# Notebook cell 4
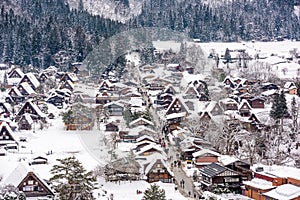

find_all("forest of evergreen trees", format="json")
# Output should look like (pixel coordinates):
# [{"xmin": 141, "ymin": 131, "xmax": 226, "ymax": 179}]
[
  {"xmin": 0, "ymin": 0, "xmax": 124, "ymax": 70},
  {"xmin": 0, "ymin": 0, "xmax": 300, "ymax": 70}
]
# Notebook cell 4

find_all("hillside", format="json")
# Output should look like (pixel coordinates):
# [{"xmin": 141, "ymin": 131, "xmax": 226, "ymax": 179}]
[{"xmin": 0, "ymin": 0, "xmax": 300, "ymax": 70}]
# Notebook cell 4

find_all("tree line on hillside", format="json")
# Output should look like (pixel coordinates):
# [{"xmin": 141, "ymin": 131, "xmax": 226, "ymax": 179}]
[
  {"xmin": 0, "ymin": 0, "xmax": 300, "ymax": 70},
  {"xmin": 0, "ymin": 0, "xmax": 124, "ymax": 70},
  {"xmin": 129, "ymin": 0, "xmax": 300, "ymax": 42}
]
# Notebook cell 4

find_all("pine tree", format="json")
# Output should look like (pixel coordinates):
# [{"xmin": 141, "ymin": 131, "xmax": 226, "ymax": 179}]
[
  {"xmin": 224, "ymin": 48, "xmax": 231, "ymax": 66},
  {"xmin": 62, "ymin": 110, "xmax": 74, "ymax": 125},
  {"xmin": 270, "ymin": 91, "xmax": 288, "ymax": 132},
  {"xmin": 142, "ymin": 184, "xmax": 166, "ymax": 200},
  {"xmin": 291, "ymin": 96, "xmax": 298, "ymax": 139},
  {"xmin": 50, "ymin": 156, "xmax": 97, "ymax": 200}
]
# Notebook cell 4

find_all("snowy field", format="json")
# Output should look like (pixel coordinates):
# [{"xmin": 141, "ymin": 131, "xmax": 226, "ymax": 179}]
[{"xmin": 1, "ymin": 111, "xmax": 187, "ymax": 199}]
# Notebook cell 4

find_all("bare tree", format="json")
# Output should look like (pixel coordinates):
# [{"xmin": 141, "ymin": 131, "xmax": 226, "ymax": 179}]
[
  {"xmin": 216, "ymin": 117, "xmax": 243, "ymax": 155},
  {"xmin": 181, "ymin": 116, "xmax": 210, "ymax": 138}
]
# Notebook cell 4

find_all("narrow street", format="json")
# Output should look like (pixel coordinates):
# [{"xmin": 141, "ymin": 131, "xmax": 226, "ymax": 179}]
[
  {"xmin": 131, "ymin": 55, "xmax": 202, "ymax": 199},
  {"xmin": 168, "ymin": 146, "xmax": 202, "ymax": 200}
]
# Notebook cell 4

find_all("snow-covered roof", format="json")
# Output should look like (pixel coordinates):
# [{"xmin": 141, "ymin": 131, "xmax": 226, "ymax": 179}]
[
  {"xmin": 166, "ymin": 112, "xmax": 186, "ymax": 120},
  {"xmin": 238, "ymin": 99, "xmax": 252, "ymax": 110},
  {"xmin": 284, "ymin": 81, "xmax": 295, "ymax": 89},
  {"xmin": 129, "ymin": 117, "xmax": 154, "ymax": 127},
  {"xmin": 66, "ymin": 73, "xmax": 79, "ymax": 82},
  {"xmin": 243, "ymin": 178, "xmax": 275, "ymax": 190},
  {"xmin": 192, "ymin": 149, "xmax": 220, "ymax": 158},
  {"xmin": 263, "ymin": 56, "xmax": 287, "ymax": 65},
  {"xmin": 8, "ymin": 68, "xmax": 24, "ymax": 78},
  {"xmin": 144, "ymin": 155, "xmax": 173, "ymax": 177},
  {"xmin": 9, "ymin": 87, "xmax": 23, "ymax": 97},
  {"xmin": 19, "ymin": 82, "xmax": 36, "ymax": 95},
  {"xmin": 4, "ymin": 162, "xmax": 30, "ymax": 186},
  {"xmin": 218, "ymin": 155, "xmax": 239, "ymax": 166},
  {"xmin": 17, "ymin": 101, "xmax": 46, "ymax": 118},
  {"xmin": 135, "ymin": 144, "xmax": 165, "ymax": 157},
  {"xmin": 261, "ymin": 89, "xmax": 278, "ymax": 96},
  {"xmin": 263, "ymin": 184, "xmax": 300, "ymax": 200},
  {"xmin": 22, "ymin": 73, "xmax": 40, "ymax": 88},
  {"xmin": 0, "ymin": 122, "xmax": 18, "ymax": 144},
  {"xmin": 136, "ymin": 135, "xmax": 155, "ymax": 143},
  {"xmin": 253, "ymin": 164, "xmax": 300, "ymax": 180},
  {"xmin": 43, "ymin": 66, "xmax": 58, "ymax": 72}
]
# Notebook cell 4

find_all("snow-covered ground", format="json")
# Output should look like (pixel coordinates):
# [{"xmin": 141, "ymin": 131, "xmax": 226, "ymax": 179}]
[
  {"xmin": 1, "ymin": 107, "xmax": 186, "ymax": 199},
  {"xmin": 96, "ymin": 178, "xmax": 187, "ymax": 200}
]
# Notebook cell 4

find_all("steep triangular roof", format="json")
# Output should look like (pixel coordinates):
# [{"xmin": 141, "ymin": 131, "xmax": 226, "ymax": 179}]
[
  {"xmin": 16, "ymin": 100, "xmax": 46, "ymax": 118},
  {"xmin": 0, "ymin": 122, "xmax": 18, "ymax": 145},
  {"xmin": 129, "ymin": 117, "xmax": 154, "ymax": 127},
  {"xmin": 166, "ymin": 97, "xmax": 189, "ymax": 115},
  {"xmin": 19, "ymin": 73, "xmax": 40, "ymax": 89}
]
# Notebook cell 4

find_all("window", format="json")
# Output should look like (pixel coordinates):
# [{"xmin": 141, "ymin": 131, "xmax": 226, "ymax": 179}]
[
  {"xmin": 23, "ymin": 186, "xmax": 34, "ymax": 191},
  {"xmin": 28, "ymin": 180, "xmax": 34, "ymax": 185},
  {"xmin": 224, "ymin": 177, "xmax": 239, "ymax": 183}
]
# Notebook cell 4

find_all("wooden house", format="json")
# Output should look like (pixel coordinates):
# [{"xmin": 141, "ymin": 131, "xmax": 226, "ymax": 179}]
[
  {"xmin": 136, "ymin": 126, "xmax": 157, "ymax": 137},
  {"xmin": 192, "ymin": 149, "xmax": 220, "ymax": 168},
  {"xmin": 136, "ymin": 135, "xmax": 156, "ymax": 143},
  {"xmin": 17, "ymin": 82, "xmax": 36, "ymax": 96},
  {"xmin": 30, "ymin": 156, "xmax": 48, "ymax": 165},
  {"xmin": 8, "ymin": 67, "xmax": 24, "ymax": 79},
  {"xmin": 239, "ymin": 92, "xmax": 254, "ymax": 101},
  {"xmin": 223, "ymin": 76, "xmax": 235, "ymax": 88},
  {"xmin": 145, "ymin": 83, "xmax": 165, "ymax": 91},
  {"xmin": 222, "ymin": 159, "xmax": 252, "ymax": 181},
  {"xmin": 199, "ymin": 162, "xmax": 242, "ymax": 193},
  {"xmin": 199, "ymin": 111, "xmax": 212, "ymax": 121},
  {"xmin": 105, "ymin": 122, "xmax": 119, "ymax": 132},
  {"xmin": 99, "ymin": 79, "xmax": 115, "ymax": 92},
  {"xmin": 8, "ymin": 87, "xmax": 24, "ymax": 103},
  {"xmin": 0, "ymin": 122, "xmax": 18, "ymax": 148},
  {"xmin": 18, "ymin": 113, "xmax": 34, "ymax": 130},
  {"xmin": 245, "ymin": 113, "xmax": 261, "ymax": 131},
  {"xmin": 165, "ymin": 97, "xmax": 189, "ymax": 129},
  {"xmin": 239, "ymin": 99, "xmax": 252, "ymax": 117},
  {"xmin": 16, "ymin": 101, "xmax": 46, "ymax": 122},
  {"xmin": 284, "ymin": 82, "xmax": 298, "ymax": 95},
  {"xmin": 205, "ymin": 101, "xmax": 223, "ymax": 116},
  {"xmin": 220, "ymin": 98, "xmax": 238, "ymax": 111},
  {"xmin": 103, "ymin": 102, "xmax": 125, "ymax": 116},
  {"xmin": 248, "ymin": 97, "xmax": 265, "ymax": 109},
  {"xmin": 60, "ymin": 72, "xmax": 79, "ymax": 83},
  {"xmin": 43, "ymin": 66, "xmax": 58, "ymax": 76},
  {"xmin": 0, "ymin": 102, "xmax": 11, "ymax": 118},
  {"xmin": 134, "ymin": 140, "xmax": 156, "ymax": 152},
  {"xmin": 38, "ymin": 72, "xmax": 49, "ymax": 83},
  {"xmin": 4, "ymin": 163, "xmax": 54, "ymax": 198},
  {"xmin": 96, "ymin": 91, "xmax": 119, "ymax": 104},
  {"xmin": 243, "ymin": 178, "xmax": 276, "ymax": 200},
  {"xmin": 59, "ymin": 80, "xmax": 74, "ymax": 91},
  {"xmin": 65, "ymin": 104, "xmax": 94, "ymax": 130},
  {"xmin": 19, "ymin": 73, "xmax": 40, "ymax": 90},
  {"xmin": 118, "ymin": 131, "xmax": 139, "ymax": 143},
  {"xmin": 66, "ymin": 112, "xmax": 94, "ymax": 130},
  {"xmin": 144, "ymin": 157, "xmax": 173, "ymax": 183},
  {"xmin": 46, "ymin": 92, "xmax": 65, "ymax": 108}
]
